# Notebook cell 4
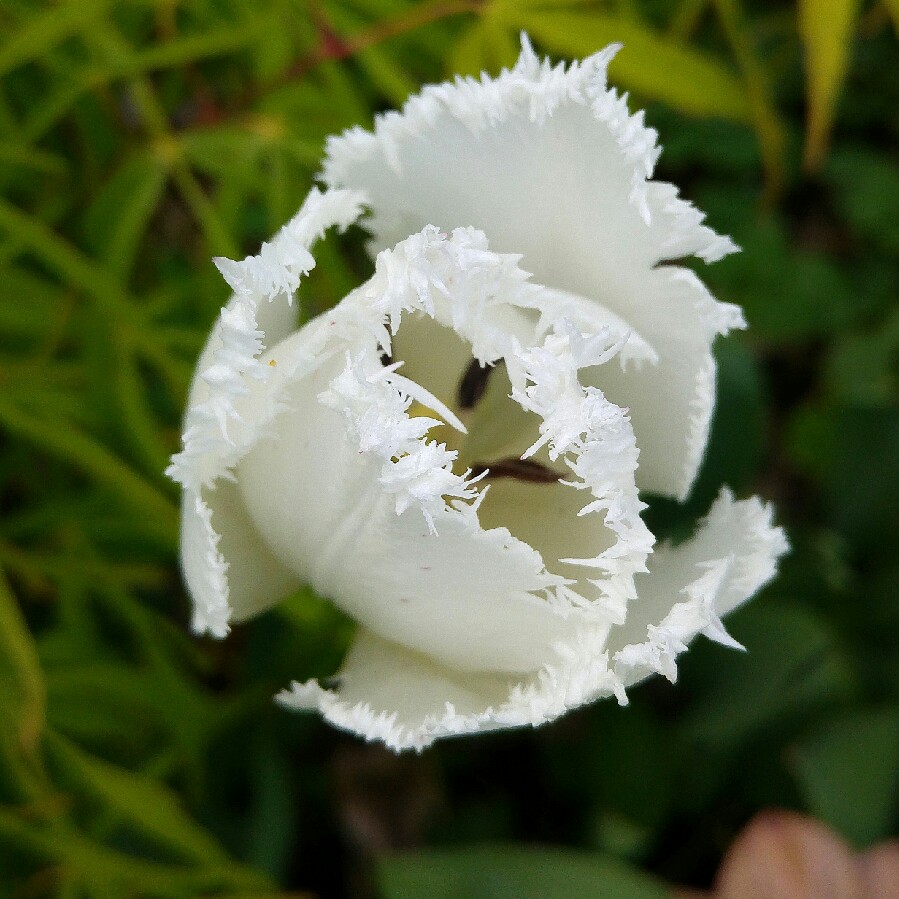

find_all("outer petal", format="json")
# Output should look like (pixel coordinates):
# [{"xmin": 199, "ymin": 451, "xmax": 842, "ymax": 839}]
[
  {"xmin": 277, "ymin": 624, "xmax": 624, "ymax": 752},
  {"xmin": 169, "ymin": 187, "xmax": 368, "ymax": 635},
  {"xmin": 180, "ymin": 484, "xmax": 300, "ymax": 638},
  {"xmin": 608, "ymin": 487, "xmax": 789, "ymax": 687},
  {"xmin": 278, "ymin": 631, "xmax": 525, "ymax": 752},
  {"xmin": 167, "ymin": 186, "xmax": 368, "ymax": 493},
  {"xmin": 323, "ymin": 38, "xmax": 742, "ymax": 498}
]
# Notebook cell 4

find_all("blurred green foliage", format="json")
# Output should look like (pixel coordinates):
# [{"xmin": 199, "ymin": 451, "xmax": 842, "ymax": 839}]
[{"xmin": 0, "ymin": 0, "xmax": 896, "ymax": 896}]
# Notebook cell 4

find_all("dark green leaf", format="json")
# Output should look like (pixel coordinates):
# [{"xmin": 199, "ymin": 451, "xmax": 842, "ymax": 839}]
[
  {"xmin": 379, "ymin": 846, "xmax": 668, "ymax": 899},
  {"xmin": 792, "ymin": 708, "xmax": 899, "ymax": 846}
]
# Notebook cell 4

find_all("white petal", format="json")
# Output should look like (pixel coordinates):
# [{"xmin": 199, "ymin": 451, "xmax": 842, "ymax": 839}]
[
  {"xmin": 581, "ymin": 268, "xmax": 745, "ymax": 499},
  {"xmin": 277, "ymin": 624, "xmax": 626, "ymax": 752},
  {"xmin": 235, "ymin": 330, "xmax": 578, "ymax": 675},
  {"xmin": 180, "ymin": 484, "xmax": 300, "ymax": 637},
  {"xmin": 323, "ymin": 40, "xmax": 741, "ymax": 497},
  {"xmin": 608, "ymin": 488, "xmax": 789, "ymax": 687},
  {"xmin": 167, "ymin": 187, "xmax": 367, "ymax": 493},
  {"xmin": 230, "ymin": 226, "xmax": 650, "ymax": 677},
  {"xmin": 170, "ymin": 188, "xmax": 366, "ymax": 636},
  {"xmin": 276, "ymin": 629, "xmax": 520, "ymax": 752},
  {"xmin": 180, "ymin": 490, "xmax": 230, "ymax": 638}
]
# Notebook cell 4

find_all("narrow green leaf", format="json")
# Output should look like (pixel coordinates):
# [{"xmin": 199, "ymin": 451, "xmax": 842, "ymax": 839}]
[
  {"xmin": 0, "ymin": 400, "xmax": 177, "ymax": 544},
  {"xmin": 495, "ymin": 6, "xmax": 750, "ymax": 119},
  {"xmin": 0, "ymin": 0, "xmax": 113, "ymax": 77},
  {"xmin": 379, "ymin": 845, "xmax": 668, "ymax": 899},
  {"xmin": 885, "ymin": 0, "xmax": 899, "ymax": 33},
  {"xmin": 83, "ymin": 152, "xmax": 168, "ymax": 279},
  {"xmin": 793, "ymin": 708, "xmax": 899, "ymax": 846},
  {"xmin": 449, "ymin": 16, "xmax": 521, "ymax": 78},
  {"xmin": 711, "ymin": 0, "xmax": 786, "ymax": 203},
  {"xmin": 45, "ymin": 730, "xmax": 229, "ymax": 865},
  {"xmin": 0, "ymin": 139, "xmax": 68, "ymax": 174},
  {"xmin": 115, "ymin": 23, "xmax": 267, "ymax": 75},
  {"xmin": 0, "ymin": 266, "xmax": 64, "ymax": 339},
  {"xmin": 0, "ymin": 197, "xmax": 141, "ymax": 332},
  {"xmin": 798, "ymin": 0, "xmax": 861, "ymax": 171},
  {"xmin": 357, "ymin": 45, "xmax": 420, "ymax": 106},
  {"xmin": 0, "ymin": 807, "xmax": 274, "ymax": 894},
  {"xmin": 0, "ymin": 570, "xmax": 45, "ymax": 756}
]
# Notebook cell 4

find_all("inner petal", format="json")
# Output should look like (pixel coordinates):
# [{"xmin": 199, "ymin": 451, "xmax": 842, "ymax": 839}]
[
  {"xmin": 237, "ymin": 305, "xmax": 625, "ymax": 675},
  {"xmin": 235, "ymin": 328, "xmax": 572, "ymax": 675},
  {"xmin": 392, "ymin": 314, "xmax": 617, "ymax": 605}
]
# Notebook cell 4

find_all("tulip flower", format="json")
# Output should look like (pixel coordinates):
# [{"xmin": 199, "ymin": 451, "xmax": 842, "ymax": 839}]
[{"xmin": 168, "ymin": 38, "xmax": 787, "ymax": 750}]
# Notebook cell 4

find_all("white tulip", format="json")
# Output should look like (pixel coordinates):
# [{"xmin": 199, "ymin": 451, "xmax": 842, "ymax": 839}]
[{"xmin": 169, "ymin": 38, "xmax": 787, "ymax": 751}]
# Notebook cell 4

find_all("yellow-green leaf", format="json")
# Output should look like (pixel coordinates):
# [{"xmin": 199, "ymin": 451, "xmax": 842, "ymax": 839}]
[
  {"xmin": 45, "ymin": 730, "xmax": 229, "ymax": 865},
  {"xmin": 798, "ymin": 0, "xmax": 861, "ymax": 171},
  {"xmin": 0, "ymin": 0, "xmax": 112, "ymax": 77},
  {"xmin": 885, "ymin": 0, "xmax": 899, "ymax": 34},
  {"xmin": 493, "ymin": 7, "xmax": 750, "ymax": 120},
  {"xmin": 0, "ymin": 570, "xmax": 45, "ymax": 756},
  {"xmin": 449, "ymin": 16, "xmax": 521, "ymax": 79}
]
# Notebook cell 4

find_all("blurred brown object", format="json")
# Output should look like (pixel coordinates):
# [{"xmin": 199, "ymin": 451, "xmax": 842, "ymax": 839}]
[
  {"xmin": 331, "ymin": 743, "xmax": 442, "ymax": 853},
  {"xmin": 676, "ymin": 809, "xmax": 899, "ymax": 899}
]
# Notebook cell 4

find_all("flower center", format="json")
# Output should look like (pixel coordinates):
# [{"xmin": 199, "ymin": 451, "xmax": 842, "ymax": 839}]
[{"xmin": 391, "ymin": 312, "xmax": 617, "ymax": 597}]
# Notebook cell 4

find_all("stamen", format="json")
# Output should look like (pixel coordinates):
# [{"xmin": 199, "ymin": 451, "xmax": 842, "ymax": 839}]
[
  {"xmin": 458, "ymin": 359, "xmax": 493, "ymax": 409},
  {"xmin": 470, "ymin": 457, "xmax": 561, "ymax": 484}
]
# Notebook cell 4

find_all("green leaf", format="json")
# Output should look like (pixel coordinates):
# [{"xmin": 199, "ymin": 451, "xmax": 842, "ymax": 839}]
[
  {"xmin": 378, "ymin": 846, "xmax": 668, "ymax": 899},
  {"xmin": 45, "ymin": 730, "xmax": 229, "ymax": 864},
  {"xmin": 792, "ymin": 708, "xmax": 899, "ymax": 846},
  {"xmin": 825, "ymin": 407, "xmax": 899, "ymax": 557},
  {"xmin": 710, "ymin": 0, "xmax": 786, "ymax": 203},
  {"xmin": 823, "ymin": 310, "xmax": 899, "ymax": 408},
  {"xmin": 885, "ymin": 0, "xmax": 899, "ymax": 33},
  {"xmin": 682, "ymin": 603, "xmax": 855, "ymax": 747},
  {"xmin": 702, "ymin": 215, "xmax": 855, "ymax": 342},
  {"xmin": 114, "ymin": 22, "xmax": 267, "ymax": 75},
  {"xmin": 449, "ymin": 17, "xmax": 522, "ymax": 79},
  {"xmin": 0, "ymin": 806, "xmax": 274, "ymax": 895},
  {"xmin": 0, "ymin": 266, "xmax": 64, "ymax": 342},
  {"xmin": 494, "ymin": 5, "xmax": 750, "ymax": 120},
  {"xmin": 0, "ymin": 0, "xmax": 113, "ymax": 77},
  {"xmin": 0, "ymin": 138, "xmax": 68, "ymax": 175},
  {"xmin": 0, "ymin": 570, "xmax": 45, "ymax": 759},
  {"xmin": 798, "ymin": 0, "xmax": 861, "ymax": 171},
  {"xmin": 0, "ymin": 197, "xmax": 142, "ymax": 332},
  {"xmin": 83, "ymin": 152, "xmax": 168, "ymax": 280},
  {"xmin": 827, "ymin": 146, "xmax": 899, "ymax": 252}
]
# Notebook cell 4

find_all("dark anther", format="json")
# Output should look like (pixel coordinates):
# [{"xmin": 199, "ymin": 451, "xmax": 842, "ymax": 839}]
[
  {"xmin": 470, "ymin": 457, "xmax": 561, "ymax": 484},
  {"xmin": 458, "ymin": 359, "xmax": 492, "ymax": 409},
  {"xmin": 653, "ymin": 256, "xmax": 694, "ymax": 269},
  {"xmin": 380, "ymin": 350, "xmax": 393, "ymax": 367}
]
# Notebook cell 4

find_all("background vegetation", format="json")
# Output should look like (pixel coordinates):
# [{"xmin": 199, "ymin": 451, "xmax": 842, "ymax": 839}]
[{"xmin": 0, "ymin": 0, "xmax": 897, "ymax": 896}]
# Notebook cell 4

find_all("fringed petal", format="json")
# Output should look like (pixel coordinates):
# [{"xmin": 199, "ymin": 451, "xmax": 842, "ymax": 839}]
[
  {"xmin": 581, "ymin": 267, "xmax": 746, "ymax": 498},
  {"xmin": 323, "ymin": 37, "xmax": 741, "ymax": 497},
  {"xmin": 167, "ymin": 187, "xmax": 367, "ymax": 493},
  {"xmin": 608, "ymin": 488, "xmax": 789, "ymax": 689},
  {"xmin": 277, "ymin": 625, "xmax": 628, "ymax": 752},
  {"xmin": 180, "ymin": 482, "xmax": 301, "ymax": 637},
  {"xmin": 235, "ymin": 226, "xmax": 650, "ymax": 676}
]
